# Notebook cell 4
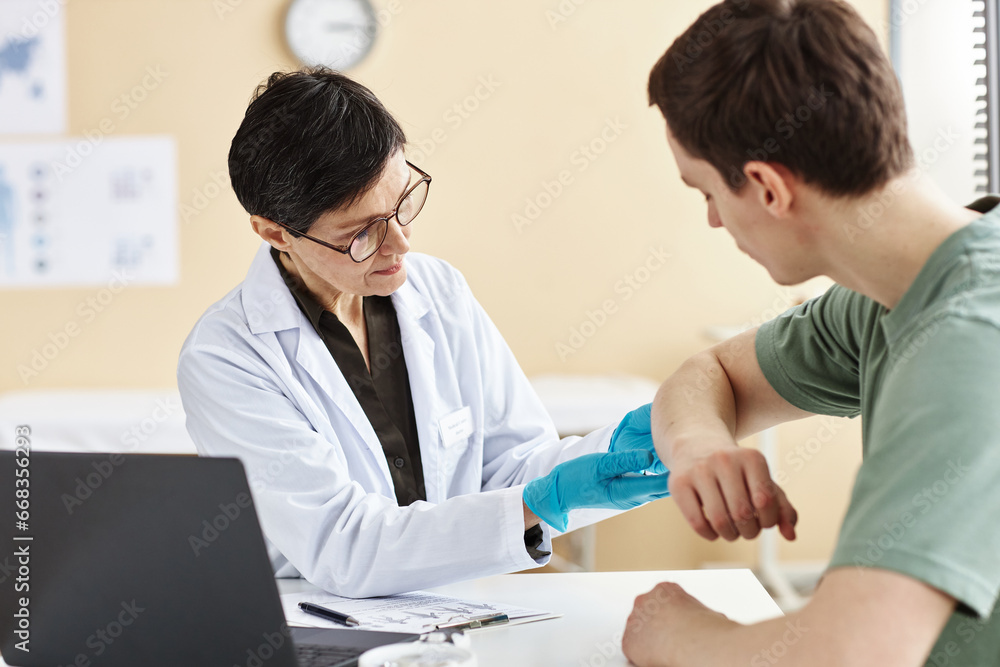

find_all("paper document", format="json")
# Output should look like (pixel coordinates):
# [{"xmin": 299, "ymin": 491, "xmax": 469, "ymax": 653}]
[{"xmin": 281, "ymin": 589, "xmax": 561, "ymax": 634}]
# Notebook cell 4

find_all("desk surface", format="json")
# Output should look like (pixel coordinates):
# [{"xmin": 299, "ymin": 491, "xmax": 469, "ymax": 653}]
[
  {"xmin": 0, "ymin": 569, "xmax": 779, "ymax": 667},
  {"xmin": 279, "ymin": 569, "xmax": 783, "ymax": 667}
]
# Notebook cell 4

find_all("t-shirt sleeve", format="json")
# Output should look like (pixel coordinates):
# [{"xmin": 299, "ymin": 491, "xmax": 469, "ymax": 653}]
[
  {"xmin": 827, "ymin": 316, "xmax": 1000, "ymax": 619},
  {"xmin": 756, "ymin": 284, "xmax": 874, "ymax": 417}
]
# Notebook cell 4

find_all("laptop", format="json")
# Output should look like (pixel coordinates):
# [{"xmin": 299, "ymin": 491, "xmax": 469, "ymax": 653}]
[{"xmin": 0, "ymin": 451, "xmax": 417, "ymax": 667}]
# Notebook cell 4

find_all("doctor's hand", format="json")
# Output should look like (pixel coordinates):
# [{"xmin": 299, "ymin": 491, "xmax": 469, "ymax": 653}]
[
  {"xmin": 523, "ymin": 450, "xmax": 670, "ymax": 531},
  {"xmin": 608, "ymin": 403, "xmax": 667, "ymax": 474}
]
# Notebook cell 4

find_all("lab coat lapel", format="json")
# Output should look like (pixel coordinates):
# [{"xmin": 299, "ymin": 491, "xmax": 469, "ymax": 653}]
[
  {"xmin": 242, "ymin": 244, "xmax": 394, "ymax": 495},
  {"xmin": 242, "ymin": 244, "xmax": 300, "ymax": 335},
  {"xmin": 292, "ymin": 331, "xmax": 390, "ymax": 476},
  {"xmin": 391, "ymin": 278, "xmax": 445, "ymax": 502}
]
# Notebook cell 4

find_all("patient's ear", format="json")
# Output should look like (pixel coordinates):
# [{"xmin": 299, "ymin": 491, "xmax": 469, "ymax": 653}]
[
  {"xmin": 250, "ymin": 216, "xmax": 292, "ymax": 251},
  {"xmin": 743, "ymin": 162, "xmax": 795, "ymax": 218}
]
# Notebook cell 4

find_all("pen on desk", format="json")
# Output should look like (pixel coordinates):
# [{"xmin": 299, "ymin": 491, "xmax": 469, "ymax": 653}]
[
  {"xmin": 435, "ymin": 612, "xmax": 509, "ymax": 632},
  {"xmin": 298, "ymin": 602, "xmax": 360, "ymax": 627}
]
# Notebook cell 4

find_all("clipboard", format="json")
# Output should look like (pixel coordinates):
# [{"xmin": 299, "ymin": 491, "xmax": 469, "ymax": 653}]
[{"xmin": 282, "ymin": 589, "xmax": 560, "ymax": 634}]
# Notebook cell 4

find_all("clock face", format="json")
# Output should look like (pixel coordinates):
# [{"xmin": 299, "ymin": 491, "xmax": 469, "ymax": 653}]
[{"xmin": 285, "ymin": 0, "xmax": 378, "ymax": 70}]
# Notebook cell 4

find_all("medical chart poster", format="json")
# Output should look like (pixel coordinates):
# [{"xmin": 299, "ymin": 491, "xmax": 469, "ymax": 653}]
[
  {"xmin": 0, "ymin": 136, "xmax": 178, "ymax": 287},
  {"xmin": 0, "ymin": 0, "xmax": 67, "ymax": 134}
]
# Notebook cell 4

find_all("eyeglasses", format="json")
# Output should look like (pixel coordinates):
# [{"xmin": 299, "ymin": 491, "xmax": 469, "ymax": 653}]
[{"xmin": 273, "ymin": 161, "xmax": 431, "ymax": 263}]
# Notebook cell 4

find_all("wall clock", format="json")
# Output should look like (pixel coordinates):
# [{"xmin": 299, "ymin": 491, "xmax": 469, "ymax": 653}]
[{"xmin": 285, "ymin": 0, "xmax": 378, "ymax": 70}]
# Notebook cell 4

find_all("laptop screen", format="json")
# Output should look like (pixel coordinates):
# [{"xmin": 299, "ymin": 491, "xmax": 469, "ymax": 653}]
[{"xmin": 0, "ymin": 451, "xmax": 299, "ymax": 667}]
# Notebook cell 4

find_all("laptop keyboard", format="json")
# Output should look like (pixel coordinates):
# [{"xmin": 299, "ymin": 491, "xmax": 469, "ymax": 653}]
[{"xmin": 295, "ymin": 642, "xmax": 366, "ymax": 667}]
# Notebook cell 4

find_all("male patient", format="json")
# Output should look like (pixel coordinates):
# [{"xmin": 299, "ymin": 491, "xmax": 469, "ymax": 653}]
[{"xmin": 623, "ymin": 1, "xmax": 1000, "ymax": 665}]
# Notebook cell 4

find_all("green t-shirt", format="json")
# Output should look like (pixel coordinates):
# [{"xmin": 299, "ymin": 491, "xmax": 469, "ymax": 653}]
[{"xmin": 757, "ymin": 212, "xmax": 1000, "ymax": 666}]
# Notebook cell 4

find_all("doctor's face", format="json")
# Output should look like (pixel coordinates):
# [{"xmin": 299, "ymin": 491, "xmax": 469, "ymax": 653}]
[{"xmin": 289, "ymin": 153, "xmax": 414, "ymax": 298}]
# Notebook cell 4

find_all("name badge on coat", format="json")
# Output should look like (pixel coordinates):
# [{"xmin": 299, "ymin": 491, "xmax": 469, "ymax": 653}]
[{"xmin": 438, "ymin": 406, "xmax": 474, "ymax": 449}]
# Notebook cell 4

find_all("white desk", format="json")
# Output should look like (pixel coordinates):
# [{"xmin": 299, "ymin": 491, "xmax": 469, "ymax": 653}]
[
  {"xmin": 279, "ymin": 569, "xmax": 783, "ymax": 666},
  {"xmin": 0, "ymin": 570, "xmax": 779, "ymax": 667}
]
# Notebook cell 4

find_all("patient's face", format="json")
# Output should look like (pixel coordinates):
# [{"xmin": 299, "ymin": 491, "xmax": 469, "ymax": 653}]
[
  {"xmin": 288, "ymin": 152, "xmax": 413, "ymax": 299},
  {"xmin": 665, "ymin": 129, "xmax": 810, "ymax": 285}
]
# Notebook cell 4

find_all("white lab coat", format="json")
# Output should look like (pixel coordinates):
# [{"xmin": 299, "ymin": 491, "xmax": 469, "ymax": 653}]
[{"xmin": 178, "ymin": 244, "xmax": 615, "ymax": 598}]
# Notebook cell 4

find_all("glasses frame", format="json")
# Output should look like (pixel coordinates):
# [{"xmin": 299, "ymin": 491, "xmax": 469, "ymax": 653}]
[{"xmin": 273, "ymin": 161, "xmax": 431, "ymax": 263}]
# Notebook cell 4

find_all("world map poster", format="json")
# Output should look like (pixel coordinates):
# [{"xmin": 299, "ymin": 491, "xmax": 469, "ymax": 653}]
[{"xmin": 0, "ymin": 0, "xmax": 67, "ymax": 134}]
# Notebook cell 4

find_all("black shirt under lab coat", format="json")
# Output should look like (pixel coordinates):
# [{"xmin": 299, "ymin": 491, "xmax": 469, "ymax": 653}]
[{"xmin": 271, "ymin": 248, "xmax": 548, "ymax": 556}]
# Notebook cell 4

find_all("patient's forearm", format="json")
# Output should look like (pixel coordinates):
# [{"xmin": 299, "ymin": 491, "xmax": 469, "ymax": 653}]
[{"xmin": 651, "ymin": 328, "xmax": 812, "ymax": 466}]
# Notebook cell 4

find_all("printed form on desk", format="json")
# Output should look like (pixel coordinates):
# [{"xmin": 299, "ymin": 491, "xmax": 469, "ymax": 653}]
[{"xmin": 281, "ymin": 589, "xmax": 560, "ymax": 634}]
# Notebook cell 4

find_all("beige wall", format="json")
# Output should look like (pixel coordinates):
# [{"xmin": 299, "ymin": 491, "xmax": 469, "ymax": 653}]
[{"xmin": 2, "ymin": 0, "xmax": 888, "ymax": 570}]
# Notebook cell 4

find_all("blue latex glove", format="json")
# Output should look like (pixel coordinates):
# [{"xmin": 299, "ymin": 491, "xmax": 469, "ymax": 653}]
[
  {"xmin": 523, "ymin": 449, "xmax": 670, "ymax": 531},
  {"xmin": 608, "ymin": 403, "xmax": 667, "ymax": 474}
]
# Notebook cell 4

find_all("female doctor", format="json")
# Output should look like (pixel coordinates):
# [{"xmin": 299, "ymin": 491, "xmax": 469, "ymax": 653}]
[{"xmin": 177, "ymin": 68, "xmax": 669, "ymax": 598}]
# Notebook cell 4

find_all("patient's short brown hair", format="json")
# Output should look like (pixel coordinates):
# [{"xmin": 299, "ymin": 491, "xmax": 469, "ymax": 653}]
[{"xmin": 648, "ymin": 0, "xmax": 913, "ymax": 196}]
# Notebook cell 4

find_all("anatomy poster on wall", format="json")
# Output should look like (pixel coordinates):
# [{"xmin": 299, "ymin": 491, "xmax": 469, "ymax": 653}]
[
  {"xmin": 0, "ymin": 0, "xmax": 67, "ymax": 134},
  {"xmin": 0, "ymin": 136, "xmax": 178, "ymax": 287}
]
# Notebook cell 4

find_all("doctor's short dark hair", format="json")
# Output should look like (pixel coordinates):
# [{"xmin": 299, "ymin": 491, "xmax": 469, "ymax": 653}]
[
  {"xmin": 228, "ymin": 68, "xmax": 406, "ymax": 234},
  {"xmin": 648, "ymin": 0, "xmax": 914, "ymax": 197}
]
